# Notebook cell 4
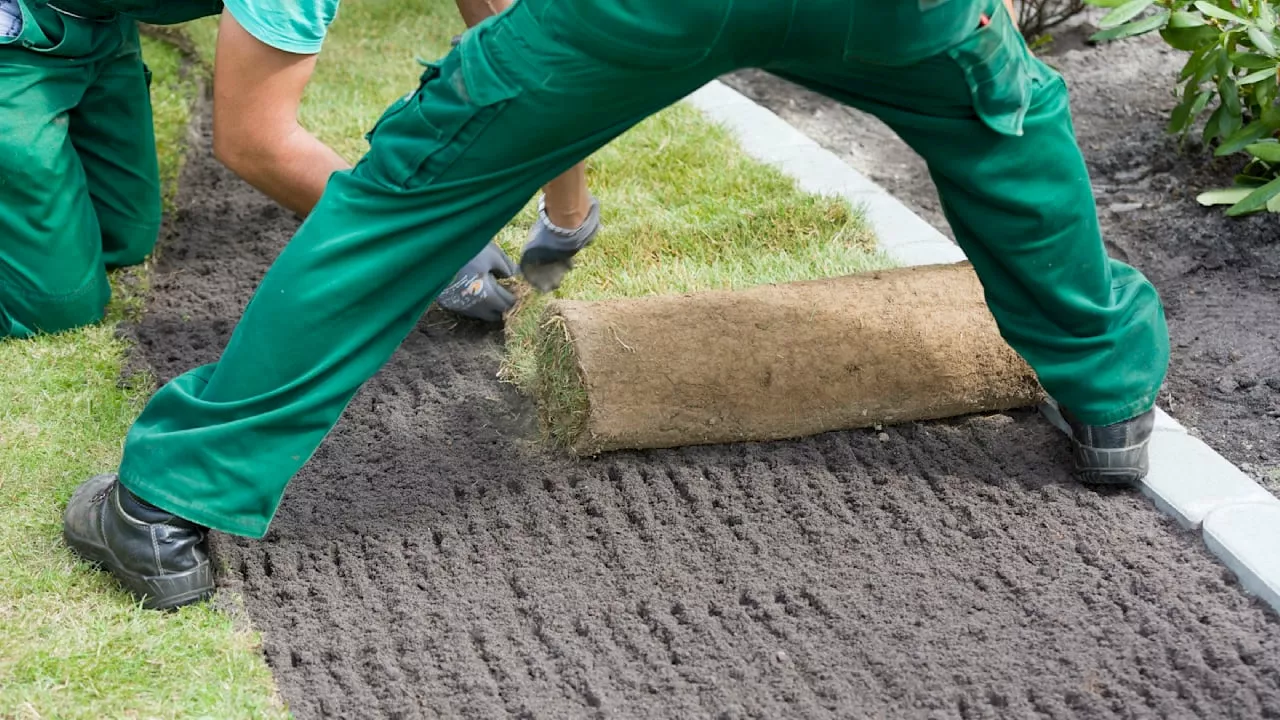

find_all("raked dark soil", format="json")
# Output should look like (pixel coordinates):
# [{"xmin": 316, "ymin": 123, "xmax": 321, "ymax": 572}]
[{"xmin": 122, "ymin": 60, "xmax": 1280, "ymax": 719}]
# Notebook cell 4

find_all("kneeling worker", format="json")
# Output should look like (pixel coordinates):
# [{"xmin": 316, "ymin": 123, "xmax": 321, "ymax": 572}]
[{"xmin": 0, "ymin": 0, "xmax": 599, "ymax": 336}]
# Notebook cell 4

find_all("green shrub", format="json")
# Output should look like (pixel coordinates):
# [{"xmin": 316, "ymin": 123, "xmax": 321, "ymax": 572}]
[{"xmin": 1087, "ymin": 0, "xmax": 1280, "ymax": 215}]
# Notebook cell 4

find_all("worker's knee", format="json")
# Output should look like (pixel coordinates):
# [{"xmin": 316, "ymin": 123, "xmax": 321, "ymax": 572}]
[
  {"xmin": 99, "ymin": 209, "xmax": 161, "ymax": 270},
  {"xmin": 0, "ymin": 273, "xmax": 112, "ymax": 339},
  {"xmin": 2, "ymin": 123, "xmax": 68, "ymax": 190},
  {"xmin": 0, "ymin": 200, "xmax": 113, "ymax": 338}
]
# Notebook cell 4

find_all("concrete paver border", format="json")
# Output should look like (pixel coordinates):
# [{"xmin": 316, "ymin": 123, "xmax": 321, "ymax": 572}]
[{"xmin": 681, "ymin": 79, "xmax": 1280, "ymax": 616}]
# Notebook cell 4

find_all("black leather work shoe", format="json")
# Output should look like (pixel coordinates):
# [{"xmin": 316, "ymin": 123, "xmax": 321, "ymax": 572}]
[
  {"xmin": 62, "ymin": 474, "xmax": 214, "ymax": 610},
  {"xmin": 1060, "ymin": 407, "xmax": 1155, "ymax": 486}
]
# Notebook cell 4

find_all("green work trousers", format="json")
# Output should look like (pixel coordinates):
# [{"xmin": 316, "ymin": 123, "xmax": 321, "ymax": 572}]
[
  {"xmin": 118, "ymin": 0, "xmax": 1170, "ymax": 538},
  {"xmin": 0, "ymin": 2, "xmax": 161, "ymax": 338}
]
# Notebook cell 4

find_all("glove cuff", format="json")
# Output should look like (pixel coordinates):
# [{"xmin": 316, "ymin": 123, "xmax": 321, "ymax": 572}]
[{"xmin": 537, "ymin": 194, "xmax": 595, "ymax": 237}]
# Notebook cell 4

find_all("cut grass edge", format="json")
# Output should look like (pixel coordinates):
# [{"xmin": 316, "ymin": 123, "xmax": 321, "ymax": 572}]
[{"xmin": 529, "ymin": 306, "xmax": 591, "ymax": 452}]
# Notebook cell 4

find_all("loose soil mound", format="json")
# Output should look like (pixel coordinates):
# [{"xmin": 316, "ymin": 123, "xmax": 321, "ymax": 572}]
[
  {"xmin": 121, "ymin": 95, "xmax": 1280, "ymax": 719},
  {"xmin": 722, "ymin": 22, "xmax": 1280, "ymax": 494}
]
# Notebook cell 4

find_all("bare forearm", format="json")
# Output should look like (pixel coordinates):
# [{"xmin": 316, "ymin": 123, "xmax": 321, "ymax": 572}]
[
  {"xmin": 454, "ymin": 0, "xmax": 511, "ymax": 27},
  {"xmin": 217, "ymin": 127, "xmax": 349, "ymax": 218}
]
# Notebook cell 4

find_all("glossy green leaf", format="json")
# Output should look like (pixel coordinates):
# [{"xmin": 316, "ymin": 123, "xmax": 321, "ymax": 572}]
[
  {"xmin": 1221, "ymin": 107, "xmax": 1244, "ymax": 138},
  {"xmin": 1195, "ymin": 0, "xmax": 1247, "ymax": 24},
  {"xmin": 1191, "ymin": 87, "xmax": 1214, "ymax": 116},
  {"xmin": 1169, "ymin": 95, "xmax": 1199, "ymax": 133},
  {"xmin": 1101, "ymin": 0, "xmax": 1155, "ymax": 28},
  {"xmin": 1163, "ymin": 23, "xmax": 1222, "ymax": 50},
  {"xmin": 1226, "ymin": 175, "xmax": 1280, "ymax": 215},
  {"xmin": 1219, "ymin": 76, "xmax": 1242, "ymax": 115},
  {"xmin": 1204, "ymin": 104, "xmax": 1226, "ymax": 144},
  {"xmin": 1217, "ymin": 43, "xmax": 1235, "ymax": 76},
  {"xmin": 1260, "ymin": 1, "xmax": 1277, "ymax": 33},
  {"xmin": 1247, "ymin": 25, "xmax": 1279, "ymax": 55},
  {"xmin": 1091, "ymin": 9, "xmax": 1172, "ymax": 40},
  {"xmin": 1238, "ymin": 67, "xmax": 1277, "ymax": 83},
  {"xmin": 1170, "ymin": 86, "xmax": 1215, "ymax": 134},
  {"xmin": 1256, "ymin": 75, "xmax": 1278, "ymax": 106},
  {"xmin": 1201, "ymin": 51, "xmax": 1225, "ymax": 84},
  {"xmin": 1197, "ymin": 187, "xmax": 1256, "ymax": 205},
  {"xmin": 1229, "ymin": 51, "xmax": 1277, "ymax": 68},
  {"xmin": 1245, "ymin": 141, "xmax": 1280, "ymax": 161},
  {"xmin": 1216, "ymin": 118, "xmax": 1271, "ymax": 154},
  {"xmin": 1169, "ymin": 9, "xmax": 1209, "ymax": 27}
]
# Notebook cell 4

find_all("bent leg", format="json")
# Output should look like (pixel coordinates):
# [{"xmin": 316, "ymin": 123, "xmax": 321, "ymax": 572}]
[
  {"xmin": 72, "ymin": 18, "xmax": 162, "ymax": 270},
  {"xmin": 773, "ymin": 1, "xmax": 1168, "ymax": 425},
  {"xmin": 117, "ymin": 3, "xmax": 734, "ymax": 537},
  {"xmin": 0, "ymin": 47, "xmax": 109, "ymax": 338}
]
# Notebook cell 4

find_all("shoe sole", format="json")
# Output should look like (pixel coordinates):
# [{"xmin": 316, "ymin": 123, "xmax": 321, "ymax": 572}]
[{"xmin": 63, "ymin": 529, "xmax": 214, "ymax": 611}]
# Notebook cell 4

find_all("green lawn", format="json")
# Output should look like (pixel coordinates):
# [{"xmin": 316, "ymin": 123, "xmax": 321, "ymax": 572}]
[{"xmin": 3, "ymin": 2, "xmax": 884, "ymax": 717}]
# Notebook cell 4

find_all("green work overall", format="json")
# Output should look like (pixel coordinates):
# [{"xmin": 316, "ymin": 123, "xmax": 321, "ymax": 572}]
[
  {"xmin": 0, "ymin": 0, "xmax": 219, "ymax": 338},
  {"xmin": 117, "ymin": 0, "xmax": 1171, "ymax": 538}
]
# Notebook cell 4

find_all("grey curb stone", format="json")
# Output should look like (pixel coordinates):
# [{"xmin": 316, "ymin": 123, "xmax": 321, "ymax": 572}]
[
  {"xmin": 682, "ymin": 79, "xmax": 1279, "ymax": 612},
  {"xmin": 1142, "ymin": 431, "xmax": 1279, "ymax": 529},
  {"xmin": 1042, "ymin": 399, "xmax": 1273, "ymax": 527},
  {"xmin": 1203, "ymin": 503, "xmax": 1280, "ymax": 615}
]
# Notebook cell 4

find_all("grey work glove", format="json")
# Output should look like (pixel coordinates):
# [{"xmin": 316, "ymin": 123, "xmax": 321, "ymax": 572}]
[
  {"xmin": 518, "ymin": 195, "xmax": 602, "ymax": 293},
  {"xmin": 436, "ymin": 242, "xmax": 518, "ymax": 323}
]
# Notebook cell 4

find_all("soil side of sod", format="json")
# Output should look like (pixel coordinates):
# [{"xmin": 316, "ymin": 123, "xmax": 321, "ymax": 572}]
[
  {"xmin": 721, "ymin": 22, "xmax": 1280, "ymax": 493},
  {"xmin": 119, "ymin": 90, "xmax": 1280, "ymax": 719}
]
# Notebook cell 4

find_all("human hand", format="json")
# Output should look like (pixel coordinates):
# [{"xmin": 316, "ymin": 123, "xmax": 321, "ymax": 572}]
[{"xmin": 436, "ymin": 242, "xmax": 518, "ymax": 323}]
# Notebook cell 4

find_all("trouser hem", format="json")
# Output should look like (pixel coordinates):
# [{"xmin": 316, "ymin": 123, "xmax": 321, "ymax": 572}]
[
  {"xmin": 117, "ymin": 469, "xmax": 269, "ymax": 539},
  {"xmin": 1058, "ymin": 391, "xmax": 1159, "ymax": 428}
]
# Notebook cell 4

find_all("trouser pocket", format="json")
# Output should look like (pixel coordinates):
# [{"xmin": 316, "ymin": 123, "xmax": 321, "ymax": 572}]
[
  {"xmin": 945, "ymin": 5, "xmax": 1039, "ymax": 137},
  {"xmin": 362, "ymin": 31, "xmax": 524, "ymax": 190}
]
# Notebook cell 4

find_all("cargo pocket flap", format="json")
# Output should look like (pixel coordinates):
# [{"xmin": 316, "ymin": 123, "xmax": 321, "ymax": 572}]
[
  {"xmin": 456, "ymin": 18, "xmax": 523, "ymax": 108},
  {"xmin": 947, "ymin": 8, "xmax": 1032, "ymax": 137}
]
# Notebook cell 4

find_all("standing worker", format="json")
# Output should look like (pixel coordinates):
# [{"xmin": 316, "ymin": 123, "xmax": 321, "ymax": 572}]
[
  {"xmin": 64, "ymin": 0, "xmax": 1170, "ymax": 610},
  {"xmin": 0, "ymin": 0, "xmax": 599, "ymax": 336}
]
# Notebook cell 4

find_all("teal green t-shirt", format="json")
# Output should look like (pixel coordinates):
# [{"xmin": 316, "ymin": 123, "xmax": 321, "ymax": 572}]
[{"xmin": 224, "ymin": 0, "xmax": 340, "ymax": 54}]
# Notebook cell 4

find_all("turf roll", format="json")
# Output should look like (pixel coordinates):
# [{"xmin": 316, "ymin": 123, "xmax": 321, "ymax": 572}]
[{"xmin": 532, "ymin": 262, "xmax": 1045, "ymax": 455}]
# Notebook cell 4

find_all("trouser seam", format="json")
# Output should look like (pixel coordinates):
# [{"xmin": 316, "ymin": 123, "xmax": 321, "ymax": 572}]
[{"xmin": 1066, "ymin": 393, "xmax": 1158, "ymax": 427}]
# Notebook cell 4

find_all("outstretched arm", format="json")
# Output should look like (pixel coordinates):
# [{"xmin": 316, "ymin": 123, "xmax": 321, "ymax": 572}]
[{"xmin": 210, "ymin": 10, "xmax": 348, "ymax": 218}]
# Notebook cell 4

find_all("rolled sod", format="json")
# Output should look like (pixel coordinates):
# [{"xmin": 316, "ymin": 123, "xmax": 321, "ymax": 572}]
[{"xmin": 532, "ymin": 262, "xmax": 1045, "ymax": 455}]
